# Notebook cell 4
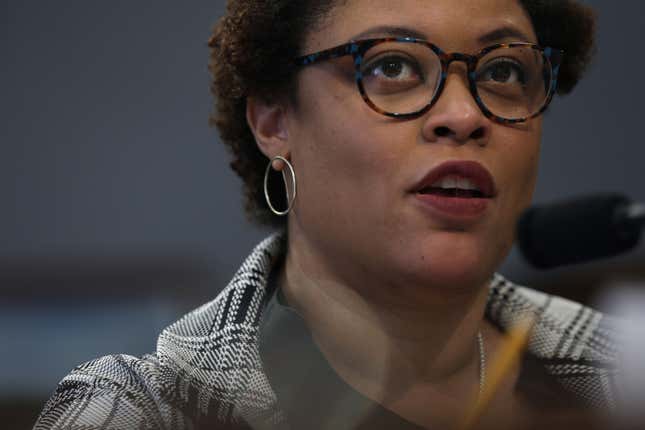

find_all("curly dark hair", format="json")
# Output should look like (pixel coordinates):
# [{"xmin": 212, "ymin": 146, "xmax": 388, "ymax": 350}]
[{"xmin": 208, "ymin": 0, "xmax": 596, "ymax": 228}]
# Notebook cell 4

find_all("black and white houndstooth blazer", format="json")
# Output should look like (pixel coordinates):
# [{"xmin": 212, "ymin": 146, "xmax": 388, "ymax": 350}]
[{"xmin": 34, "ymin": 233, "xmax": 621, "ymax": 429}]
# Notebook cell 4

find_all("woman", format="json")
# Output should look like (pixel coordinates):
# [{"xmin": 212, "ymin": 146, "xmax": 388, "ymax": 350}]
[{"xmin": 35, "ymin": 0, "xmax": 618, "ymax": 429}]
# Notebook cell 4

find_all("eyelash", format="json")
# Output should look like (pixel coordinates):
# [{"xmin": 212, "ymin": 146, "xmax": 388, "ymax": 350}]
[
  {"xmin": 363, "ymin": 55, "xmax": 423, "ymax": 80},
  {"xmin": 479, "ymin": 58, "xmax": 526, "ymax": 83}
]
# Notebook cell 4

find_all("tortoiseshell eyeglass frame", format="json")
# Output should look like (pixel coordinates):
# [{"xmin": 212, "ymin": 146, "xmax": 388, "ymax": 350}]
[{"xmin": 294, "ymin": 37, "xmax": 564, "ymax": 124}]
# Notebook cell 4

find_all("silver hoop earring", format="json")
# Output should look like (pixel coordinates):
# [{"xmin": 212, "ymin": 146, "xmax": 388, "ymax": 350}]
[{"xmin": 264, "ymin": 156, "xmax": 297, "ymax": 216}]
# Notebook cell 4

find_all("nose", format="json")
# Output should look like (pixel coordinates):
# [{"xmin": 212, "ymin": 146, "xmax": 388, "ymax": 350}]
[{"xmin": 420, "ymin": 72, "xmax": 491, "ymax": 146}]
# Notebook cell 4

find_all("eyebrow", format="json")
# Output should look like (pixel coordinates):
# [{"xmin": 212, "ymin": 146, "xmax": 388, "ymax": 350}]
[
  {"xmin": 350, "ymin": 25, "xmax": 428, "ymax": 41},
  {"xmin": 349, "ymin": 24, "xmax": 534, "ymax": 45},
  {"xmin": 477, "ymin": 26, "xmax": 534, "ymax": 44}
]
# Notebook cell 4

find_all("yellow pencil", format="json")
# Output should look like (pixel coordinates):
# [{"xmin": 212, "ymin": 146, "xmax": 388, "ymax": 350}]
[{"xmin": 456, "ymin": 313, "xmax": 537, "ymax": 430}]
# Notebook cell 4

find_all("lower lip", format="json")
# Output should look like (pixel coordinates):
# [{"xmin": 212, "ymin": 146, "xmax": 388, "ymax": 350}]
[{"xmin": 414, "ymin": 193, "xmax": 491, "ymax": 220}]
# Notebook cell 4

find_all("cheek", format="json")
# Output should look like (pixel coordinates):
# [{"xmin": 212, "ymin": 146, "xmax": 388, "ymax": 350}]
[
  {"xmin": 493, "ymin": 126, "xmax": 541, "ymax": 246},
  {"xmin": 291, "ymin": 80, "xmax": 400, "ymax": 208},
  {"xmin": 291, "ymin": 115, "xmax": 387, "ymax": 224},
  {"xmin": 487, "ymin": 124, "xmax": 541, "ymax": 232},
  {"xmin": 290, "ymin": 114, "xmax": 416, "ymax": 260},
  {"xmin": 513, "ymin": 132, "xmax": 541, "ymax": 207}
]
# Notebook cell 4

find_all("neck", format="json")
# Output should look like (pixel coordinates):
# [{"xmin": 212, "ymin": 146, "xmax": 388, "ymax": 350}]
[{"xmin": 280, "ymin": 230, "xmax": 492, "ymax": 404}]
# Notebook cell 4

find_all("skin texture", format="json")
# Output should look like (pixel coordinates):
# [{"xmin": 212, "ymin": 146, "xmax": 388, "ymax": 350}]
[
  {"xmin": 283, "ymin": 0, "xmax": 540, "ymax": 297},
  {"xmin": 247, "ymin": 0, "xmax": 543, "ymax": 427}
]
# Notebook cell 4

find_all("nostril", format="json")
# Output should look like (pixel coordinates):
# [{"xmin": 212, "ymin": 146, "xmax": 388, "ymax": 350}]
[
  {"xmin": 434, "ymin": 126, "xmax": 453, "ymax": 137},
  {"xmin": 470, "ymin": 127, "xmax": 486, "ymax": 140}
]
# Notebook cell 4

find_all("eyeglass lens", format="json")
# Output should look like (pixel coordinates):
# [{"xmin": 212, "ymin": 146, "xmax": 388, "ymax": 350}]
[{"xmin": 359, "ymin": 41, "xmax": 551, "ymax": 120}]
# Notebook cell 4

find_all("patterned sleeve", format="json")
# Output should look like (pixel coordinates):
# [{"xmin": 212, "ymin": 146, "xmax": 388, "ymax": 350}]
[{"xmin": 33, "ymin": 354, "xmax": 192, "ymax": 430}]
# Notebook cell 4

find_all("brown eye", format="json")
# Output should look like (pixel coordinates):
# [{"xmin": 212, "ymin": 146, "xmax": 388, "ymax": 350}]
[
  {"xmin": 380, "ymin": 59, "xmax": 404, "ymax": 78},
  {"xmin": 364, "ymin": 55, "xmax": 422, "ymax": 82},
  {"xmin": 479, "ymin": 59, "xmax": 526, "ymax": 84}
]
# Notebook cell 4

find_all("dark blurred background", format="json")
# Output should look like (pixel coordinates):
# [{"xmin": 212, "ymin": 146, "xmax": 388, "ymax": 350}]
[{"xmin": 2, "ymin": 1, "xmax": 645, "ymax": 428}]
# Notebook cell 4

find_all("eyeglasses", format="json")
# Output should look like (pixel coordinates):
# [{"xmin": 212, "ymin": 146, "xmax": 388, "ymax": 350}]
[{"xmin": 295, "ymin": 37, "xmax": 563, "ymax": 124}]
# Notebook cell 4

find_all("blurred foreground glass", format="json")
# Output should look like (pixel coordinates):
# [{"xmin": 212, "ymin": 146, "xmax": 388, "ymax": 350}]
[{"xmin": 296, "ymin": 37, "xmax": 563, "ymax": 124}]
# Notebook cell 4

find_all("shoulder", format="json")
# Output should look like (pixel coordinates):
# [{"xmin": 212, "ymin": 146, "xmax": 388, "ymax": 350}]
[
  {"xmin": 488, "ymin": 274, "xmax": 620, "ymax": 362},
  {"xmin": 34, "ymin": 353, "xmax": 182, "ymax": 429},
  {"xmin": 35, "ymin": 233, "xmax": 286, "ymax": 429},
  {"xmin": 155, "ymin": 233, "xmax": 283, "ymax": 390},
  {"xmin": 487, "ymin": 274, "xmax": 622, "ymax": 409}
]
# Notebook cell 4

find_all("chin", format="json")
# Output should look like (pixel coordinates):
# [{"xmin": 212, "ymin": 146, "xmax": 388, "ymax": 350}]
[
  {"xmin": 401, "ymin": 235, "xmax": 500, "ymax": 292},
  {"xmin": 428, "ymin": 259, "xmax": 492, "ymax": 293}
]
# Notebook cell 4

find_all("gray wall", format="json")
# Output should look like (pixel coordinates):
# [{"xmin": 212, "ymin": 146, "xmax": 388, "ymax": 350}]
[
  {"xmin": 3, "ymin": 0, "xmax": 266, "ymax": 277},
  {"xmin": 500, "ymin": 0, "xmax": 645, "ymax": 278},
  {"xmin": 2, "ymin": 0, "xmax": 645, "ymax": 410}
]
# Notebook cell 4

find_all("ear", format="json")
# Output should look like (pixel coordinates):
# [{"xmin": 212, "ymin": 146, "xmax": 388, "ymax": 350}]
[{"xmin": 246, "ymin": 96, "xmax": 291, "ymax": 160}]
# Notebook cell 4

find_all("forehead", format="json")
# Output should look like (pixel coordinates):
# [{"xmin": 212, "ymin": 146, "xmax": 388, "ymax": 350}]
[{"xmin": 305, "ymin": 0, "xmax": 536, "ymax": 53}]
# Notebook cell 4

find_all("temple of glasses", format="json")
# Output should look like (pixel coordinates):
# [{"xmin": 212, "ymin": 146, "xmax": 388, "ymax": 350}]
[{"xmin": 295, "ymin": 37, "xmax": 563, "ymax": 124}]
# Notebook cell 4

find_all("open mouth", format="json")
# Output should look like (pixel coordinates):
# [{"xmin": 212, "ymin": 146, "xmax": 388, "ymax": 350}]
[
  {"xmin": 417, "ymin": 175, "xmax": 487, "ymax": 198},
  {"xmin": 411, "ymin": 161, "xmax": 495, "ymax": 218},
  {"xmin": 413, "ymin": 163, "xmax": 496, "ymax": 197},
  {"xmin": 418, "ymin": 188, "xmax": 486, "ymax": 198}
]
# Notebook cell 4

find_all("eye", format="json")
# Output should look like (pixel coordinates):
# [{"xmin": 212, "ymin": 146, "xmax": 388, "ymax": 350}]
[
  {"xmin": 478, "ymin": 58, "xmax": 526, "ymax": 84},
  {"xmin": 363, "ymin": 55, "xmax": 423, "ymax": 82}
]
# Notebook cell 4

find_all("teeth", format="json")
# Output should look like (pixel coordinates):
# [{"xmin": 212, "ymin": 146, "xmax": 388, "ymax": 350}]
[{"xmin": 431, "ymin": 176, "xmax": 480, "ymax": 191}]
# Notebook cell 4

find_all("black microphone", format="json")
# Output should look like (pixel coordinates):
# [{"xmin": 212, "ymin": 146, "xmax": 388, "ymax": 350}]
[{"xmin": 517, "ymin": 193, "xmax": 644, "ymax": 269}]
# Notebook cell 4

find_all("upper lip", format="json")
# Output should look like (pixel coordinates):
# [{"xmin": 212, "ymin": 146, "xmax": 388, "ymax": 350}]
[{"xmin": 410, "ymin": 160, "xmax": 497, "ymax": 198}]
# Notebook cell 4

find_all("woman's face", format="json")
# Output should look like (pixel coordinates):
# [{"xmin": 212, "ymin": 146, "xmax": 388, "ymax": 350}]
[{"xmin": 285, "ymin": 0, "xmax": 542, "ymax": 291}]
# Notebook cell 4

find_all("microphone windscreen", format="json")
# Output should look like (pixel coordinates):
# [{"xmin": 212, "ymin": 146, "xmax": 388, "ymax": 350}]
[{"xmin": 517, "ymin": 193, "xmax": 640, "ymax": 269}]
